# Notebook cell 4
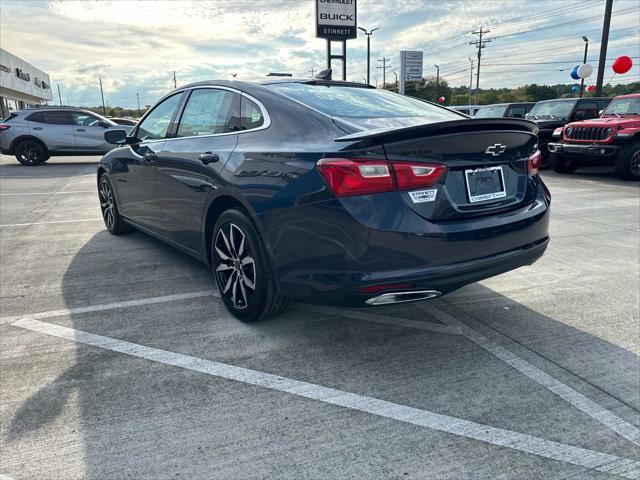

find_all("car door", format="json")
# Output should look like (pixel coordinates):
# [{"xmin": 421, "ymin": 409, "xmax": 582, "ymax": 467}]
[
  {"xmin": 114, "ymin": 92, "xmax": 184, "ymax": 231},
  {"xmin": 71, "ymin": 112, "xmax": 112, "ymax": 152},
  {"xmin": 153, "ymin": 87, "xmax": 241, "ymax": 251},
  {"xmin": 27, "ymin": 111, "xmax": 76, "ymax": 152}
]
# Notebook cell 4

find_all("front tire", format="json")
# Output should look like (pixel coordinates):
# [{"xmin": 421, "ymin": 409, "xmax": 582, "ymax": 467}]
[
  {"xmin": 98, "ymin": 174, "xmax": 132, "ymax": 235},
  {"xmin": 615, "ymin": 141, "xmax": 640, "ymax": 181},
  {"xmin": 14, "ymin": 140, "xmax": 48, "ymax": 166},
  {"xmin": 550, "ymin": 152, "xmax": 579, "ymax": 174},
  {"xmin": 212, "ymin": 209, "xmax": 289, "ymax": 322}
]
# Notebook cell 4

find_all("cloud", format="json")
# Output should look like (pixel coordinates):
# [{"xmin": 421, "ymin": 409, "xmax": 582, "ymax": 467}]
[{"xmin": 0, "ymin": 0, "xmax": 637, "ymax": 107}]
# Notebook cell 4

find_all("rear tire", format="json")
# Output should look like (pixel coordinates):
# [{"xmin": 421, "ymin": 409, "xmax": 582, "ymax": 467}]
[
  {"xmin": 212, "ymin": 209, "xmax": 289, "ymax": 322},
  {"xmin": 14, "ymin": 139, "xmax": 48, "ymax": 166},
  {"xmin": 98, "ymin": 174, "xmax": 132, "ymax": 235},
  {"xmin": 614, "ymin": 141, "xmax": 640, "ymax": 181},
  {"xmin": 550, "ymin": 152, "xmax": 579, "ymax": 174}
]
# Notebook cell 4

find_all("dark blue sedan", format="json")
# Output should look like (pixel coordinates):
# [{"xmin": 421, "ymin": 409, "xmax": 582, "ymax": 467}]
[{"xmin": 98, "ymin": 79, "xmax": 550, "ymax": 321}]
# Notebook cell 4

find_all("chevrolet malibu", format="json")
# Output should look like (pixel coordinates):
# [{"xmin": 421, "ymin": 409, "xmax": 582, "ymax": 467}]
[{"xmin": 98, "ymin": 79, "xmax": 550, "ymax": 321}]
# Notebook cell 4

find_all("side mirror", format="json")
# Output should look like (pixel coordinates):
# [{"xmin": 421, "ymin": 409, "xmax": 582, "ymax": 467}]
[
  {"xmin": 104, "ymin": 129, "xmax": 129, "ymax": 145},
  {"xmin": 598, "ymin": 109, "xmax": 604, "ymax": 117}
]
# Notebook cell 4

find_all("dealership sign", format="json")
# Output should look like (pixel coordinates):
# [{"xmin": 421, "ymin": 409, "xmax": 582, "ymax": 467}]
[
  {"xmin": 316, "ymin": 0, "xmax": 357, "ymax": 40},
  {"xmin": 399, "ymin": 51, "xmax": 423, "ymax": 95}
]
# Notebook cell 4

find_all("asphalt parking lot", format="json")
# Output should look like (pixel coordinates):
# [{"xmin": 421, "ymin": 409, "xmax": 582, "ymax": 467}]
[{"xmin": 0, "ymin": 154, "xmax": 638, "ymax": 479}]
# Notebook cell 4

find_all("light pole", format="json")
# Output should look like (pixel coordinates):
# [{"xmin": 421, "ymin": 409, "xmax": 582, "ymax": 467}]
[
  {"xmin": 98, "ymin": 77, "xmax": 106, "ymax": 115},
  {"xmin": 434, "ymin": 64, "xmax": 440, "ymax": 98},
  {"xmin": 391, "ymin": 71, "xmax": 398, "ymax": 92},
  {"xmin": 580, "ymin": 36, "xmax": 589, "ymax": 98},
  {"xmin": 136, "ymin": 93, "xmax": 141, "ymax": 116},
  {"xmin": 357, "ymin": 26, "xmax": 380, "ymax": 86}
]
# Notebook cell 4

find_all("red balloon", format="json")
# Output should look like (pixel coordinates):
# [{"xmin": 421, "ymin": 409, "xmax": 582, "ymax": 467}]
[
  {"xmin": 437, "ymin": 96, "xmax": 445, "ymax": 103},
  {"xmin": 586, "ymin": 85, "xmax": 594, "ymax": 92},
  {"xmin": 612, "ymin": 56, "xmax": 633, "ymax": 74}
]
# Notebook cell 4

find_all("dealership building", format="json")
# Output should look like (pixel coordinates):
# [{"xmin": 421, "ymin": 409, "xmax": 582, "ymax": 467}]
[{"xmin": 0, "ymin": 48, "xmax": 52, "ymax": 118}]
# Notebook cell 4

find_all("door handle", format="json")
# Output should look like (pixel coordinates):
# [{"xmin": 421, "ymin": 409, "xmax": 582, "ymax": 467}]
[
  {"xmin": 199, "ymin": 152, "xmax": 219, "ymax": 165},
  {"xmin": 143, "ymin": 152, "xmax": 158, "ymax": 164},
  {"xmin": 76, "ymin": 128, "xmax": 86, "ymax": 132}
]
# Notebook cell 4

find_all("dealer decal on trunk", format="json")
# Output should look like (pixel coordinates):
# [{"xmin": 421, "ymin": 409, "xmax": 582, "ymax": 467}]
[{"xmin": 409, "ymin": 189, "xmax": 438, "ymax": 203}]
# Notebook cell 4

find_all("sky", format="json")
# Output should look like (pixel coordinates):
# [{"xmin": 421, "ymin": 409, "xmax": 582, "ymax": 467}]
[{"xmin": 1, "ymin": 0, "xmax": 638, "ymax": 108}]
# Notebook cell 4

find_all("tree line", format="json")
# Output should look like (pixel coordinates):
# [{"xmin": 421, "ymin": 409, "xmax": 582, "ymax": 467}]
[{"xmin": 383, "ymin": 76, "xmax": 639, "ymax": 106}]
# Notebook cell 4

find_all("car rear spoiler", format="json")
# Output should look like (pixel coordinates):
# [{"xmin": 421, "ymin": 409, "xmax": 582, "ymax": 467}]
[{"xmin": 334, "ymin": 118, "xmax": 539, "ymax": 144}]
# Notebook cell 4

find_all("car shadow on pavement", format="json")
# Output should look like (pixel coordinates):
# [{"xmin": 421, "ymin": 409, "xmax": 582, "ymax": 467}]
[
  {"xmin": 6, "ymin": 227, "xmax": 640, "ymax": 479},
  {"xmin": 0, "ymin": 161, "xmax": 100, "ymax": 178}
]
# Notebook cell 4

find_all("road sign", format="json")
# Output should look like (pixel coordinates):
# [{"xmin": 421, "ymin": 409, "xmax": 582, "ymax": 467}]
[
  {"xmin": 316, "ymin": 0, "xmax": 357, "ymax": 40},
  {"xmin": 399, "ymin": 50, "xmax": 423, "ymax": 94}
]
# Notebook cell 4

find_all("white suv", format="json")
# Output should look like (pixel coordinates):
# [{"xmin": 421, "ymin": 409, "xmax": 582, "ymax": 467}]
[{"xmin": 0, "ymin": 107, "xmax": 133, "ymax": 166}]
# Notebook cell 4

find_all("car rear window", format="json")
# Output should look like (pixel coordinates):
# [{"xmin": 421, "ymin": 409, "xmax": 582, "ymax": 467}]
[
  {"xmin": 267, "ymin": 83, "xmax": 461, "ymax": 120},
  {"xmin": 474, "ymin": 105, "xmax": 508, "ymax": 118},
  {"xmin": 1, "ymin": 113, "xmax": 17, "ymax": 122}
]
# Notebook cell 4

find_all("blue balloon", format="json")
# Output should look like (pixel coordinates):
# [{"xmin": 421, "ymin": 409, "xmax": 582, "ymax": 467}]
[
  {"xmin": 570, "ymin": 65, "xmax": 580, "ymax": 80},
  {"xmin": 571, "ymin": 85, "xmax": 579, "ymax": 93}
]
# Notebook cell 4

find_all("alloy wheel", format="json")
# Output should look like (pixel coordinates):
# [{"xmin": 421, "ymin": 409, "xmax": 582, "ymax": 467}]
[
  {"xmin": 99, "ymin": 177, "xmax": 115, "ymax": 230},
  {"xmin": 631, "ymin": 149, "xmax": 640, "ymax": 177},
  {"xmin": 17, "ymin": 142, "xmax": 43, "ymax": 165},
  {"xmin": 214, "ymin": 223, "xmax": 256, "ymax": 310}
]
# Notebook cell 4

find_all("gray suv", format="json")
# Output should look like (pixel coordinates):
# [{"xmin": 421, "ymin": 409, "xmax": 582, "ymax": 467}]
[{"xmin": 0, "ymin": 107, "xmax": 133, "ymax": 166}]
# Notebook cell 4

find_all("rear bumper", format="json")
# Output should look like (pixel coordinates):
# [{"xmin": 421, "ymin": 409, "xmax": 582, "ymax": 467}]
[
  {"xmin": 548, "ymin": 142, "xmax": 620, "ymax": 158},
  {"xmin": 267, "ymin": 183, "xmax": 551, "ymax": 306}
]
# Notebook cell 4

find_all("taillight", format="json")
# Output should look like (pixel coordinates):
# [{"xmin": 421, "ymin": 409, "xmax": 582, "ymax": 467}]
[
  {"xmin": 0, "ymin": 124, "xmax": 10, "ymax": 131},
  {"xmin": 316, "ymin": 159, "xmax": 394, "ymax": 196},
  {"xmin": 316, "ymin": 158, "xmax": 446, "ymax": 197},
  {"xmin": 393, "ymin": 162, "xmax": 446, "ymax": 189},
  {"xmin": 527, "ymin": 150, "xmax": 541, "ymax": 175}
]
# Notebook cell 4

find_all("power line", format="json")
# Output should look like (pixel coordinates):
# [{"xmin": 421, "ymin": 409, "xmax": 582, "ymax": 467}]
[{"xmin": 485, "ymin": 0, "xmax": 603, "ymax": 30}]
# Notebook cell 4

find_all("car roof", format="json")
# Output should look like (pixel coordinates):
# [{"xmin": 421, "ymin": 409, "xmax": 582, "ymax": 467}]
[
  {"xmin": 180, "ymin": 78, "xmax": 374, "ymax": 90},
  {"xmin": 16, "ymin": 106, "xmax": 99, "ymax": 114},
  {"xmin": 536, "ymin": 97, "xmax": 610, "ymax": 103},
  {"xmin": 613, "ymin": 93, "xmax": 640, "ymax": 99}
]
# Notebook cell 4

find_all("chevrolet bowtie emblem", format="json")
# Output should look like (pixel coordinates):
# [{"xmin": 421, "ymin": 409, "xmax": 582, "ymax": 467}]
[{"xmin": 485, "ymin": 144, "xmax": 507, "ymax": 156}]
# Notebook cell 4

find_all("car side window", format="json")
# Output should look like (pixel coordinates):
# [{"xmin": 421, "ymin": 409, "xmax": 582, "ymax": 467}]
[
  {"xmin": 176, "ymin": 89, "xmax": 237, "ymax": 137},
  {"xmin": 574, "ymin": 102, "xmax": 598, "ymax": 120},
  {"xmin": 26, "ymin": 112, "xmax": 46, "ymax": 123},
  {"xmin": 73, "ymin": 112, "xmax": 102, "ymax": 126},
  {"xmin": 241, "ymin": 97, "xmax": 264, "ymax": 130},
  {"xmin": 43, "ymin": 111, "xmax": 74, "ymax": 125},
  {"xmin": 137, "ymin": 93, "xmax": 182, "ymax": 141},
  {"xmin": 507, "ymin": 106, "xmax": 525, "ymax": 118}
]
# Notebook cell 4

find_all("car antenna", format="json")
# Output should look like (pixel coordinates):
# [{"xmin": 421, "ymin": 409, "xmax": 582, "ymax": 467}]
[{"xmin": 314, "ymin": 69, "xmax": 332, "ymax": 80}]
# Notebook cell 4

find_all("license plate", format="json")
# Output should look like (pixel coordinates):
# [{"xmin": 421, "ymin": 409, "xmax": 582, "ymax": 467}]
[{"xmin": 465, "ymin": 166, "xmax": 506, "ymax": 203}]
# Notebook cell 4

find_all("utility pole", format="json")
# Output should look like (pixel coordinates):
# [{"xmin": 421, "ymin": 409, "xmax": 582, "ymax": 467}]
[
  {"xmin": 136, "ymin": 93, "xmax": 141, "ymax": 115},
  {"xmin": 595, "ymin": 0, "xmax": 613, "ymax": 96},
  {"xmin": 98, "ymin": 77, "xmax": 106, "ymax": 115},
  {"xmin": 580, "ymin": 36, "xmax": 589, "ymax": 98},
  {"xmin": 392, "ymin": 71, "xmax": 398, "ymax": 93},
  {"xmin": 357, "ymin": 27, "xmax": 380, "ymax": 86},
  {"xmin": 470, "ymin": 27, "xmax": 490, "ymax": 105},
  {"xmin": 434, "ymin": 64, "xmax": 440, "ymax": 98},
  {"xmin": 468, "ymin": 58, "xmax": 474, "ymax": 105},
  {"xmin": 377, "ymin": 57, "xmax": 390, "ymax": 89},
  {"xmin": 57, "ymin": 84, "xmax": 63, "ymax": 106},
  {"xmin": 173, "ymin": 71, "xmax": 177, "ymax": 89},
  {"xmin": 309, "ymin": 68, "xmax": 315, "ymax": 78}
]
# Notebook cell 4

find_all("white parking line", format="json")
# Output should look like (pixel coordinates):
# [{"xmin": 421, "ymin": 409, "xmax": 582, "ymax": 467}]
[
  {"xmin": 0, "ymin": 291, "xmax": 215, "ymax": 324},
  {"xmin": 0, "ymin": 191, "xmax": 95, "ymax": 196},
  {"xmin": 418, "ymin": 303, "xmax": 640, "ymax": 447},
  {"xmin": 0, "ymin": 474, "xmax": 16, "ymax": 480},
  {"xmin": 0, "ymin": 218, "xmax": 102, "ymax": 228},
  {"xmin": 11, "ymin": 317, "xmax": 640, "ymax": 479}
]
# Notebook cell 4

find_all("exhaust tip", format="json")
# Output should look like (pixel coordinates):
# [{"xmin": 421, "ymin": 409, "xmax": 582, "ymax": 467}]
[{"xmin": 365, "ymin": 290, "xmax": 441, "ymax": 306}]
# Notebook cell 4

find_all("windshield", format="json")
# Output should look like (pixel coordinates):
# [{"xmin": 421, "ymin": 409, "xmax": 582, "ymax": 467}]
[
  {"xmin": 474, "ymin": 105, "xmax": 508, "ymax": 118},
  {"xmin": 527, "ymin": 100, "xmax": 577, "ymax": 120},
  {"xmin": 603, "ymin": 97, "xmax": 640, "ymax": 116},
  {"xmin": 267, "ymin": 83, "xmax": 462, "ymax": 121}
]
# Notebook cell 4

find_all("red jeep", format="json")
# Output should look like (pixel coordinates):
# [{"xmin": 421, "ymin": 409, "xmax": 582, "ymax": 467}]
[{"xmin": 547, "ymin": 93, "xmax": 640, "ymax": 180}]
